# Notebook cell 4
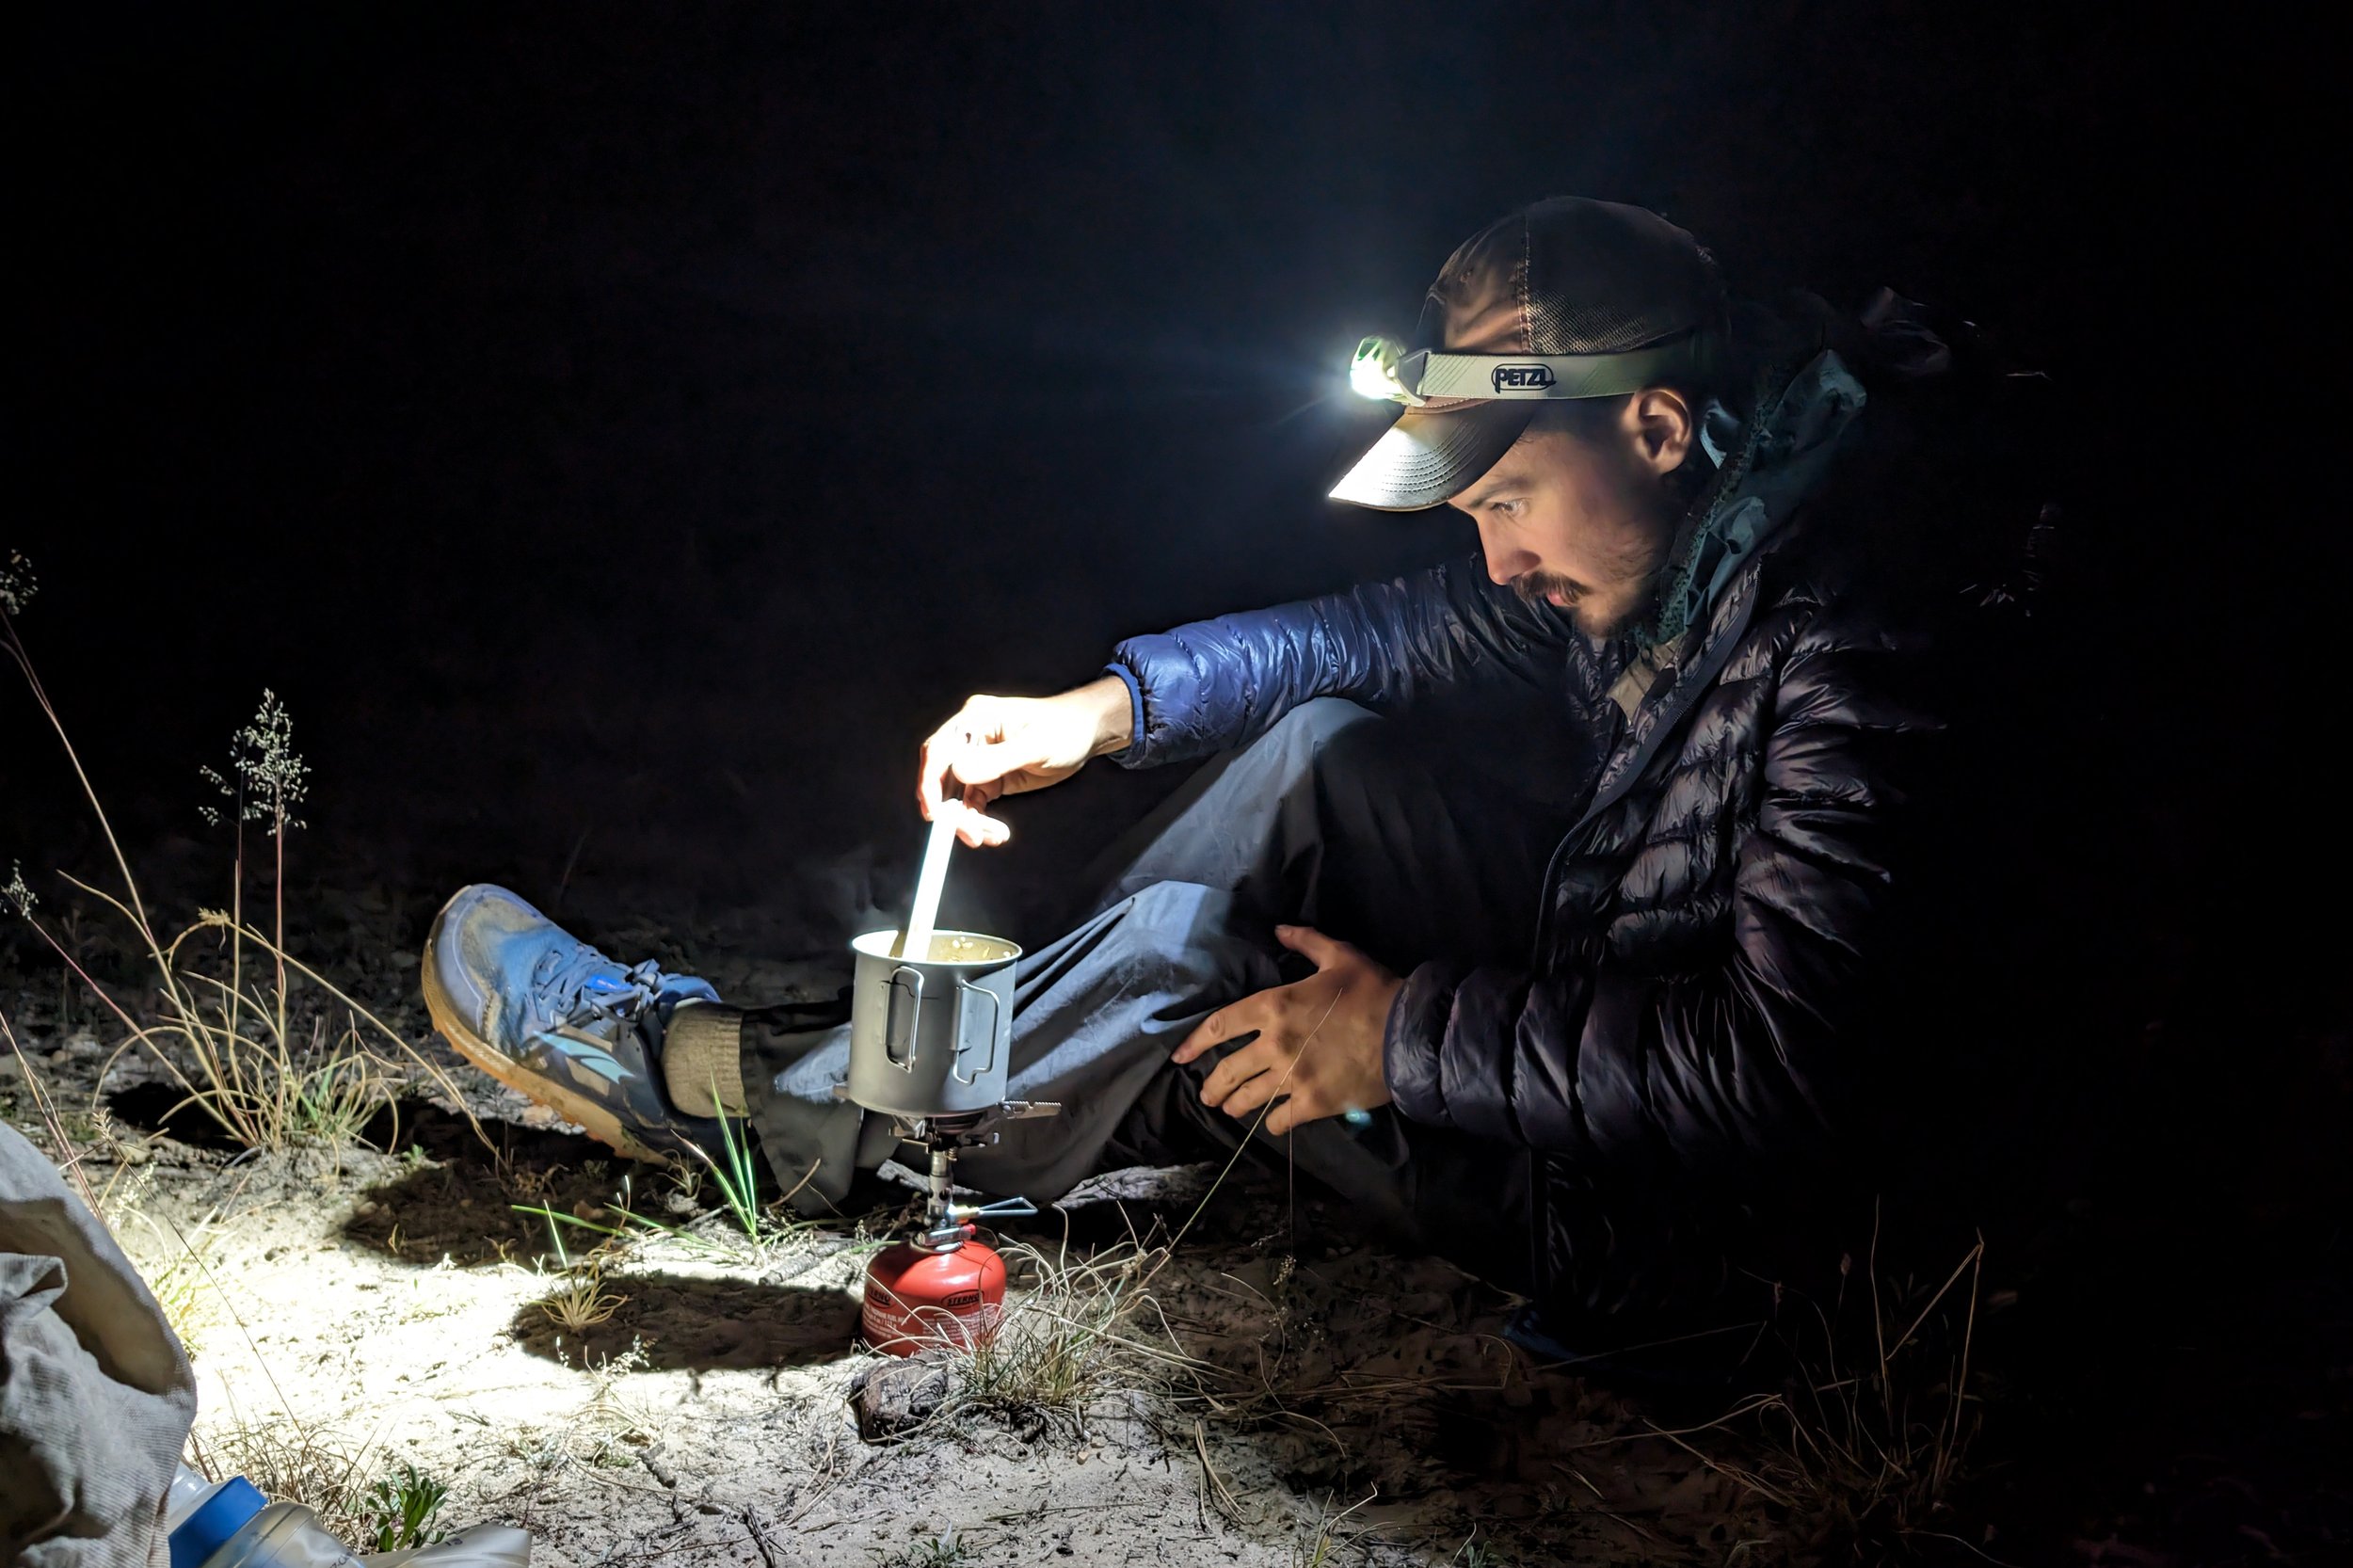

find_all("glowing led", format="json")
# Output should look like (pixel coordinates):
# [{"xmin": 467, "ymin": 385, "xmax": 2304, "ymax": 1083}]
[{"xmin": 1350, "ymin": 335, "xmax": 1420, "ymax": 405}]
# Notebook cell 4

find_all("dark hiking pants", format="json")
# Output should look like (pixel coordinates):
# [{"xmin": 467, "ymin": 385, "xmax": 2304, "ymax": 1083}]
[{"xmin": 741, "ymin": 699, "xmax": 1577, "ymax": 1295}]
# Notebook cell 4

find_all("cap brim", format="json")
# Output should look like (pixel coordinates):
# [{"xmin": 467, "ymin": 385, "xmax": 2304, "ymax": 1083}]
[{"xmin": 1327, "ymin": 401, "xmax": 1536, "ymax": 511}]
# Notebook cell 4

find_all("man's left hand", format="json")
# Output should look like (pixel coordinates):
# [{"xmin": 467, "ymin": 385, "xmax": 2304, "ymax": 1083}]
[{"xmin": 1172, "ymin": 925, "xmax": 1404, "ymax": 1136}]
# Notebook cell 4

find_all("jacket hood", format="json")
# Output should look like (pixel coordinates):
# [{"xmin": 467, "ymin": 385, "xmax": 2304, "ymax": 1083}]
[{"xmin": 1642, "ymin": 291, "xmax": 1952, "ymax": 648}]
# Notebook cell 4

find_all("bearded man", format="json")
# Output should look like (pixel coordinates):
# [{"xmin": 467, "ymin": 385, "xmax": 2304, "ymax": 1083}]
[{"xmin": 424, "ymin": 197, "xmax": 1972, "ymax": 1363}]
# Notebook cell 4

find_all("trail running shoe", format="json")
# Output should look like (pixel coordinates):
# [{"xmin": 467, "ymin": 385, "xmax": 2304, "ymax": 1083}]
[{"xmin": 422, "ymin": 884, "xmax": 724, "ymax": 1163}]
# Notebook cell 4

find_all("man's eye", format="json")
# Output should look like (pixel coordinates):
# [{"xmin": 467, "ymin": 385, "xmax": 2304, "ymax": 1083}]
[{"xmin": 1491, "ymin": 500, "xmax": 1522, "ymax": 518}]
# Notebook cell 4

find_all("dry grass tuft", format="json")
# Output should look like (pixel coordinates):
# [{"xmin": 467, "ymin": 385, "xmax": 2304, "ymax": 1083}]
[
  {"xmin": 1755, "ymin": 1228, "xmax": 1986, "ymax": 1554},
  {"xmin": 1609, "ymin": 1218, "xmax": 1989, "ymax": 1560},
  {"xmin": 1289, "ymin": 1488, "xmax": 1380, "ymax": 1565},
  {"xmin": 857, "ymin": 1219, "xmax": 1210, "ymax": 1444},
  {"xmin": 191, "ymin": 1421, "xmax": 452, "ymax": 1553},
  {"xmin": 516, "ymin": 1110, "xmax": 817, "ymax": 1270},
  {"xmin": 82, "ymin": 908, "xmax": 466, "ymax": 1156},
  {"xmin": 5, "ymin": 580, "xmax": 486, "ymax": 1156},
  {"xmin": 121, "ymin": 1210, "xmax": 225, "ymax": 1352},
  {"xmin": 536, "ymin": 1253, "xmax": 629, "ymax": 1336},
  {"xmin": 941, "ymin": 1234, "xmax": 1204, "ymax": 1435},
  {"xmin": 189, "ymin": 1420, "xmax": 379, "ymax": 1543}
]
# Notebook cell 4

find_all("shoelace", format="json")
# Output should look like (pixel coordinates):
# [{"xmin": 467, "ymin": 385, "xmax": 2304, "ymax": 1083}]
[{"xmin": 526, "ymin": 943, "xmax": 681, "ymax": 1034}]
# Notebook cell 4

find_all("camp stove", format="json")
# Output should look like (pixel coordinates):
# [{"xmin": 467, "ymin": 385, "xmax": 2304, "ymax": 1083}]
[{"xmin": 836, "ymin": 923, "xmax": 1057, "ymax": 1354}]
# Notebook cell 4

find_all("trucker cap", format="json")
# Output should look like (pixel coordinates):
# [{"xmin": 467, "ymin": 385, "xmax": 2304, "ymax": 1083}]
[{"xmin": 1330, "ymin": 197, "xmax": 1726, "ymax": 511}]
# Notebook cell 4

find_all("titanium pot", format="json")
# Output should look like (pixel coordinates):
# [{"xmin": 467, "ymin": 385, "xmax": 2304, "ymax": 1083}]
[{"xmin": 845, "ymin": 929, "xmax": 1020, "ymax": 1119}]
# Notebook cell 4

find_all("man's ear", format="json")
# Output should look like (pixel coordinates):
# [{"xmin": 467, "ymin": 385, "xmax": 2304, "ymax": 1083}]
[{"xmin": 1625, "ymin": 387, "xmax": 1696, "ymax": 476}]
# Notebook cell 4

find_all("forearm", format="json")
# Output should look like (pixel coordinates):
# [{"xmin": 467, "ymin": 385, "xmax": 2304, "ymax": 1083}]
[{"xmin": 1069, "ymin": 672, "xmax": 1137, "ymax": 758}]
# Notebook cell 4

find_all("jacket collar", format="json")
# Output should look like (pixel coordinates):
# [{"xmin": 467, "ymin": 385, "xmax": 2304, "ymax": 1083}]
[
  {"xmin": 1596, "ymin": 350, "xmax": 1870, "ymax": 755},
  {"xmin": 1641, "ymin": 347, "xmax": 1869, "ymax": 651}
]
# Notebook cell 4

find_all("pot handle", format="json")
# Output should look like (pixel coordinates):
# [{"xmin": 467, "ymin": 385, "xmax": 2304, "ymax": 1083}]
[
  {"xmin": 885, "ymin": 966, "xmax": 923, "ymax": 1070},
  {"xmin": 952, "ymin": 978, "xmax": 1000, "ymax": 1085}
]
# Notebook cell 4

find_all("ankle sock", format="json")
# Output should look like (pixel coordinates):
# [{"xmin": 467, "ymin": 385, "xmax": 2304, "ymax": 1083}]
[{"xmin": 661, "ymin": 1001, "xmax": 748, "ymax": 1118}]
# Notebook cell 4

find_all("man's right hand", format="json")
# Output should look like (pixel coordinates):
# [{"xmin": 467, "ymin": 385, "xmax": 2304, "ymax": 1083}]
[{"xmin": 918, "ymin": 674, "xmax": 1133, "ymax": 847}]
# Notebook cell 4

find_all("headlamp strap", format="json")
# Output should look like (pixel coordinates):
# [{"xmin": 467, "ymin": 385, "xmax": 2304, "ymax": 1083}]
[
  {"xmin": 1406, "ymin": 336, "xmax": 1709, "ymax": 400},
  {"xmin": 1353, "ymin": 331, "xmax": 1714, "ymax": 405}
]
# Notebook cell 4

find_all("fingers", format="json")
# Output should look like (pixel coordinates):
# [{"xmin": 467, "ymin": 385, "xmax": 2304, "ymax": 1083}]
[
  {"xmin": 1174, "ymin": 994, "xmax": 1268, "ymax": 1065},
  {"xmin": 1273, "ymin": 922, "xmax": 1352, "ymax": 968},
  {"xmin": 917, "ymin": 728, "xmax": 951, "ymax": 820},
  {"xmin": 1171, "ymin": 1003, "xmax": 1224, "ymax": 1065},
  {"xmin": 1179, "ymin": 993, "xmax": 1339, "ymax": 1128},
  {"xmin": 920, "ymin": 727, "xmax": 1013, "ymax": 847},
  {"xmin": 954, "ymin": 796, "xmax": 1011, "ymax": 849},
  {"xmin": 1179, "ymin": 937, "xmax": 1382, "ymax": 1135},
  {"xmin": 946, "ymin": 737, "xmax": 1024, "ymax": 791},
  {"xmin": 1219, "ymin": 1065, "xmax": 1293, "ymax": 1120},
  {"xmin": 1197, "ymin": 1034, "xmax": 1280, "ymax": 1108},
  {"xmin": 919, "ymin": 692, "xmax": 1103, "ymax": 837},
  {"xmin": 918, "ymin": 724, "xmax": 977, "ymax": 821},
  {"xmin": 917, "ymin": 698, "xmax": 1004, "ymax": 820}
]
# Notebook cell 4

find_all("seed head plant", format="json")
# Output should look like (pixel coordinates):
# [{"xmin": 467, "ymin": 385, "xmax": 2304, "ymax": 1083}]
[
  {"xmin": 4, "ymin": 550, "xmax": 477, "ymax": 1152},
  {"xmin": 6, "ymin": 861, "xmax": 35, "ymax": 918},
  {"xmin": 0, "ymin": 550, "xmax": 34, "ymax": 616},
  {"xmin": 200, "ymin": 689, "xmax": 311, "ymax": 1050}
]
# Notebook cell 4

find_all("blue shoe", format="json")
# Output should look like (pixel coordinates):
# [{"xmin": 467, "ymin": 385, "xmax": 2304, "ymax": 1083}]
[{"xmin": 422, "ymin": 884, "xmax": 724, "ymax": 1163}]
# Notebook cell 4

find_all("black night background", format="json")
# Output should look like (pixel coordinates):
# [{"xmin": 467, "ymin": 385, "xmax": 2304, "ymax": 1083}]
[{"xmin": 4, "ymin": 6, "xmax": 2337, "ymax": 1564}]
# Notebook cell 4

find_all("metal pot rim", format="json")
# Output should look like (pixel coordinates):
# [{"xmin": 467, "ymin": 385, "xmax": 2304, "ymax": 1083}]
[{"xmin": 850, "ymin": 928, "xmax": 1022, "ymax": 967}]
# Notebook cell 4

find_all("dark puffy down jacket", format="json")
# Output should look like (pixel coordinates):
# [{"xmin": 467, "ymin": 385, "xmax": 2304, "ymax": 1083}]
[{"xmin": 1110, "ymin": 349, "xmax": 1942, "ymax": 1325}]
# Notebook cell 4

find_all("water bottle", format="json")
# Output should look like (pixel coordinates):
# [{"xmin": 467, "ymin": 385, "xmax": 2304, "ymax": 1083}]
[
  {"xmin": 164, "ymin": 1465, "xmax": 363, "ymax": 1568},
  {"xmin": 165, "ymin": 1465, "xmax": 532, "ymax": 1568}
]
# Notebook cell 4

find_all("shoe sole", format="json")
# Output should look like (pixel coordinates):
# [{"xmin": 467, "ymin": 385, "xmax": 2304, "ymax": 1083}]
[{"xmin": 421, "ymin": 938, "xmax": 667, "ymax": 1164}]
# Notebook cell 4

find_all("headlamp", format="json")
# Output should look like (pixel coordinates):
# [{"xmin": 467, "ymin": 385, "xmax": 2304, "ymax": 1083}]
[
  {"xmin": 1348, "ymin": 331, "xmax": 1713, "ymax": 406},
  {"xmin": 1350, "ymin": 336, "xmax": 1425, "ymax": 406}
]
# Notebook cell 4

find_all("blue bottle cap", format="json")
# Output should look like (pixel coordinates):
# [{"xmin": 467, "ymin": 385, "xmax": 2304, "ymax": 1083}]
[{"xmin": 169, "ymin": 1476, "xmax": 266, "ymax": 1568}]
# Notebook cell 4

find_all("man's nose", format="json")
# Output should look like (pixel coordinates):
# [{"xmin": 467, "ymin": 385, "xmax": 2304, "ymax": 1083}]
[{"xmin": 1475, "ymin": 520, "xmax": 1536, "ymax": 585}]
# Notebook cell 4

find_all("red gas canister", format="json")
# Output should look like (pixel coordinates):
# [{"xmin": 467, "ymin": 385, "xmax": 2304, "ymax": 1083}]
[{"xmin": 860, "ymin": 1231, "xmax": 1007, "ymax": 1356}]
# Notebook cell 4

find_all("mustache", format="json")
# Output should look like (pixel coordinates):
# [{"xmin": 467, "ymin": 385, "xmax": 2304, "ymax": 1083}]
[{"xmin": 1511, "ymin": 570, "xmax": 1584, "ymax": 610}]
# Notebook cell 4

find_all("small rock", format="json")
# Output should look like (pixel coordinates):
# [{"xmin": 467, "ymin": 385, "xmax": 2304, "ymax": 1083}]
[{"xmin": 846, "ymin": 1354, "xmax": 952, "ymax": 1442}]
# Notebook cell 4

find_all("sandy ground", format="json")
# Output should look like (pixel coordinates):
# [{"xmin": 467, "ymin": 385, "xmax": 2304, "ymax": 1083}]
[
  {"xmin": 3, "ymin": 1005, "xmax": 1773, "ymax": 1568},
  {"xmin": 17, "ymin": 875, "xmax": 2345, "ymax": 1567}
]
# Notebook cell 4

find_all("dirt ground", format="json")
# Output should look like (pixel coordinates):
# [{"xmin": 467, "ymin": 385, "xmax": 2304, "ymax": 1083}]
[
  {"xmin": 8, "ymin": 869, "xmax": 2345, "ymax": 1567},
  {"xmin": 1, "ymin": 903, "xmax": 1787, "ymax": 1568}
]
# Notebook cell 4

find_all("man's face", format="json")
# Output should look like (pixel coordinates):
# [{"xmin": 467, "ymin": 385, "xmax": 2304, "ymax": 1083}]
[{"xmin": 1447, "ymin": 391, "xmax": 1694, "ymax": 638}]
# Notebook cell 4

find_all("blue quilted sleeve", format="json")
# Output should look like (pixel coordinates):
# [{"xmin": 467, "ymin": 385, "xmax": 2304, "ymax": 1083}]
[{"xmin": 1108, "ymin": 554, "xmax": 1570, "ymax": 767}]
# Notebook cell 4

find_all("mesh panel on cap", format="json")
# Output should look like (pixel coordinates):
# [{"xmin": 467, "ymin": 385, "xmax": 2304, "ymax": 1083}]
[
  {"xmin": 1527, "ymin": 296, "xmax": 1700, "ymax": 356},
  {"xmin": 1515, "ymin": 197, "xmax": 1724, "ymax": 356}
]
